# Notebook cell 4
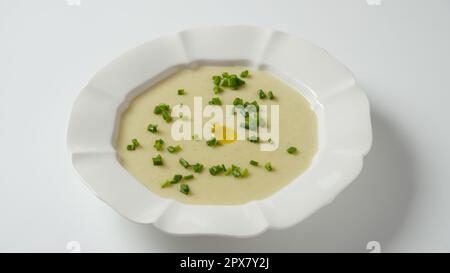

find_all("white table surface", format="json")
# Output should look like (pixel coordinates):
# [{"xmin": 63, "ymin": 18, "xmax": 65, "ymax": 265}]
[{"xmin": 1, "ymin": 0, "xmax": 449, "ymax": 252}]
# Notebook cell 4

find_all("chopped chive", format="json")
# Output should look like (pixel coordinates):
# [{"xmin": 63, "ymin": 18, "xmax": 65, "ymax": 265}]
[
  {"xmin": 147, "ymin": 123, "xmax": 158, "ymax": 133},
  {"xmin": 171, "ymin": 174, "xmax": 183, "ymax": 184},
  {"xmin": 161, "ymin": 180, "xmax": 171, "ymax": 188},
  {"xmin": 206, "ymin": 137, "xmax": 218, "ymax": 147},
  {"xmin": 268, "ymin": 90, "xmax": 274, "ymax": 100},
  {"xmin": 213, "ymin": 86, "xmax": 224, "ymax": 94},
  {"xmin": 179, "ymin": 158, "xmax": 190, "ymax": 168},
  {"xmin": 287, "ymin": 146, "xmax": 298, "ymax": 154},
  {"xmin": 229, "ymin": 75, "xmax": 245, "ymax": 90},
  {"xmin": 208, "ymin": 167, "xmax": 218, "ymax": 175},
  {"xmin": 153, "ymin": 106, "xmax": 162, "ymax": 115},
  {"xmin": 264, "ymin": 162, "xmax": 273, "ymax": 171},
  {"xmin": 167, "ymin": 145, "xmax": 182, "ymax": 153},
  {"xmin": 249, "ymin": 160, "xmax": 259, "ymax": 166},
  {"xmin": 153, "ymin": 139, "xmax": 164, "ymax": 151},
  {"xmin": 184, "ymin": 174, "xmax": 194, "ymax": 180},
  {"xmin": 161, "ymin": 110, "xmax": 172, "ymax": 123},
  {"xmin": 212, "ymin": 75, "xmax": 222, "ymax": 86},
  {"xmin": 208, "ymin": 97, "xmax": 222, "ymax": 105},
  {"xmin": 131, "ymin": 139, "xmax": 140, "ymax": 147},
  {"xmin": 154, "ymin": 103, "xmax": 170, "ymax": 114},
  {"xmin": 241, "ymin": 168, "xmax": 249, "ymax": 177},
  {"xmin": 258, "ymin": 89, "xmax": 267, "ymax": 99},
  {"xmin": 222, "ymin": 72, "xmax": 229, "ymax": 78},
  {"xmin": 209, "ymin": 165, "xmax": 224, "ymax": 176},
  {"xmin": 127, "ymin": 138, "xmax": 140, "ymax": 150},
  {"xmin": 152, "ymin": 154, "xmax": 163, "ymax": 166},
  {"xmin": 240, "ymin": 70, "xmax": 250, "ymax": 78},
  {"xmin": 177, "ymin": 89, "xmax": 185, "ymax": 95},
  {"xmin": 192, "ymin": 163, "xmax": 204, "ymax": 173},
  {"xmin": 231, "ymin": 165, "xmax": 241, "ymax": 177},
  {"xmin": 221, "ymin": 78, "xmax": 229, "ymax": 87},
  {"xmin": 247, "ymin": 136, "xmax": 260, "ymax": 143},
  {"xmin": 179, "ymin": 184, "xmax": 190, "ymax": 195},
  {"xmin": 224, "ymin": 168, "xmax": 232, "ymax": 176},
  {"xmin": 233, "ymin": 97, "xmax": 244, "ymax": 106}
]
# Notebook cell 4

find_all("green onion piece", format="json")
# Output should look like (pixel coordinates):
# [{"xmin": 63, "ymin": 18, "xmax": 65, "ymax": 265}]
[
  {"xmin": 154, "ymin": 103, "xmax": 170, "ymax": 114},
  {"xmin": 206, "ymin": 137, "xmax": 218, "ymax": 147},
  {"xmin": 131, "ymin": 139, "xmax": 140, "ymax": 147},
  {"xmin": 184, "ymin": 174, "xmax": 194, "ymax": 180},
  {"xmin": 287, "ymin": 146, "xmax": 298, "ymax": 154},
  {"xmin": 161, "ymin": 110, "xmax": 172, "ymax": 123},
  {"xmin": 147, "ymin": 124, "xmax": 158, "ymax": 133},
  {"xmin": 233, "ymin": 97, "xmax": 244, "ymax": 106},
  {"xmin": 231, "ymin": 165, "xmax": 241, "ymax": 178},
  {"xmin": 224, "ymin": 168, "xmax": 232, "ymax": 176},
  {"xmin": 161, "ymin": 180, "xmax": 171, "ymax": 188},
  {"xmin": 222, "ymin": 72, "xmax": 230, "ymax": 78},
  {"xmin": 268, "ymin": 138, "xmax": 273, "ymax": 144},
  {"xmin": 180, "ymin": 184, "xmax": 190, "ymax": 195},
  {"xmin": 247, "ymin": 136, "xmax": 260, "ymax": 143},
  {"xmin": 167, "ymin": 145, "xmax": 182, "ymax": 153},
  {"xmin": 268, "ymin": 90, "xmax": 274, "ymax": 100},
  {"xmin": 221, "ymin": 78, "xmax": 229, "ymax": 87},
  {"xmin": 250, "ymin": 160, "xmax": 259, "ymax": 166},
  {"xmin": 208, "ymin": 97, "xmax": 222, "ymax": 105},
  {"xmin": 208, "ymin": 166, "xmax": 217, "ymax": 175},
  {"xmin": 241, "ymin": 168, "xmax": 249, "ymax": 177},
  {"xmin": 127, "ymin": 144, "xmax": 135, "ymax": 151},
  {"xmin": 212, "ymin": 75, "xmax": 222, "ymax": 86},
  {"xmin": 265, "ymin": 162, "xmax": 273, "ymax": 171},
  {"xmin": 171, "ymin": 174, "xmax": 183, "ymax": 184},
  {"xmin": 177, "ymin": 89, "xmax": 185, "ymax": 95},
  {"xmin": 152, "ymin": 154, "xmax": 163, "ymax": 166},
  {"xmin": 179, "ymin": 158, "xmax": 190, "ymax": 168},
  {"xmin": 258, "ymin": 89, "xmax": 267, "ymax": 99},
  {"xmin": 209, "ymin": 165, "xmax": 224, "ymax": 176},
  {"xmin": 192, "ymin": 163, "xmax": 203, "ymax": 173},
  {"xmin": 153, "ymin": 139, "xmax": 164, "ymax": 151},
  {"xmin": 240, "ymin": 70, "xmax": 250, "ymax": 78},
  {"xmin": 213, "ymin": 86, "xmax": 224, "ymax": 94}
]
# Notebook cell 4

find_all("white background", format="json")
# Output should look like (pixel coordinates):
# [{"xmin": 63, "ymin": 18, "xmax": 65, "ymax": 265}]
[{"xmin": 1, "ymin": 0, "xmax": 449, "ymax": 252}]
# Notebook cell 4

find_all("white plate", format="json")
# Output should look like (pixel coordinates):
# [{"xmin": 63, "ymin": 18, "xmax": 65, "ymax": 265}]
[{"xmin": 67, "ymin": 26, "xmax": 372, "ymax": 237}]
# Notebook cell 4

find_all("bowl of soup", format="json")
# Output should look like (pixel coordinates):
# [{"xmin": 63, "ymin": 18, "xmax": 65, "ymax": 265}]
[{"xmin": 67, "ymin": 26, "xmax": 372, "ymax": 236}]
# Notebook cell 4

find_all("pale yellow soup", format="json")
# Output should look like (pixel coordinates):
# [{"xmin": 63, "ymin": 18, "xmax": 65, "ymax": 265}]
[{"xmin": 116, "ymin": 66, "xmax": 318, "ymax": 205}]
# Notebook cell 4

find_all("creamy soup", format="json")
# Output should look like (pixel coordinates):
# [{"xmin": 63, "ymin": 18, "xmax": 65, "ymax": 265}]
[{"xmin": 116, "ymin": 66, "xmax": 318, "ymax": 205}]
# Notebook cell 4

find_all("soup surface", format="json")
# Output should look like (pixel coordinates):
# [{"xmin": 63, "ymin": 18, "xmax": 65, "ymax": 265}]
[{"xmin": 116, "ymin": 66, "xmax": 318, "ymax": 205}]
